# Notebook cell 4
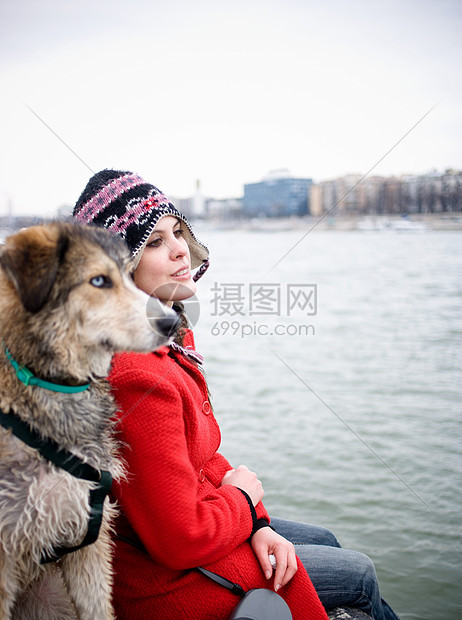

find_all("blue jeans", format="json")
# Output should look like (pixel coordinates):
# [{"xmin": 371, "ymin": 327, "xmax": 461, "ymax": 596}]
[{"xmin": 270, "ymin": 518, "xmax": 399, "ymax": 620}]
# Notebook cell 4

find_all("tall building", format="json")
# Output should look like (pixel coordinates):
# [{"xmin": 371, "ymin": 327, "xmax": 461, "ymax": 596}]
[
  {"xmin": 243, "ymin": 169, "xmax": 312, "ymax": 217},
  {"xmin": 192, "ymin": 179, "xmax": 206, "ymax": 217}
]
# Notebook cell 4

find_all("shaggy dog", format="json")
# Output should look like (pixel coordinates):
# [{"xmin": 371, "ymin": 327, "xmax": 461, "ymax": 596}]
[{"xmin": 0, "ymin": 222, "xmax": 179, "ymax": 619}]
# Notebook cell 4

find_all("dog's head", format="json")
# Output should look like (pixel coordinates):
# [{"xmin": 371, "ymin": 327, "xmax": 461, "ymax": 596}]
[{"xmin": 0, "ymin": 222, "xmax": 179, "ymax": 380}]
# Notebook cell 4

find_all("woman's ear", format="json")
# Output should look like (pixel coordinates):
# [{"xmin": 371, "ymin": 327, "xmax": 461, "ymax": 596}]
[{"xmin": 0, "ymin": 225, "xmax": 69, "ymax": 313}]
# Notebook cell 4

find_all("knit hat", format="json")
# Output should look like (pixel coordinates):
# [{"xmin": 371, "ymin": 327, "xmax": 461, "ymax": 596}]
[{"xmin": 73, "ymin": 170, "xmax": 209, "ymax": 278}]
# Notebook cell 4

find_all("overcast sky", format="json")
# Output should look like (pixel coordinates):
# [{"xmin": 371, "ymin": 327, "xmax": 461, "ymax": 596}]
[{"xmin": 0, "ymin": 0, "xmax": 461, "ymax": 217}]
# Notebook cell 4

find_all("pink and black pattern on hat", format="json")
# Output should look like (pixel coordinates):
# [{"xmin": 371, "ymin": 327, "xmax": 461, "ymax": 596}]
[{"xmin": 73, "ymin": 169, "xmax": 209, "ymax": 273}]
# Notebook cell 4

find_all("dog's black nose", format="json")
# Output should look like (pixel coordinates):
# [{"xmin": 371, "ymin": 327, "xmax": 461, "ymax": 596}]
[{"xmin": 155, "ymin": 314, "xmax": 181, "ymax": 338}]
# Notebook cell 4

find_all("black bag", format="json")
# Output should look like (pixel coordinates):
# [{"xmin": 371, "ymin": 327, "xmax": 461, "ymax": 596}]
[
  {"xmin": 196, "ymin": 567, "xmax": 293, "ymax": 620},
  {"xmin": 230, "ymin": 588, "xmax": 293, "ymax": 620}
]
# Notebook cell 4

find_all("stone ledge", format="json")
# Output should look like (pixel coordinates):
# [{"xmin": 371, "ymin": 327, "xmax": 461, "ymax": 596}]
[{"xmin": 327, "ymin": 607, "xmax": 373, "ymax": 619}]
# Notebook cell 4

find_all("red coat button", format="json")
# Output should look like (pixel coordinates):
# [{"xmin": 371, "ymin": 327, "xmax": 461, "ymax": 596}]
[
  {"xmin": 198, "ymin": 469, "xmax": 206, "ymax": 483},
  {"xmin": 202, "ymin": 400, "xmax": 211, "ymax": 415}
]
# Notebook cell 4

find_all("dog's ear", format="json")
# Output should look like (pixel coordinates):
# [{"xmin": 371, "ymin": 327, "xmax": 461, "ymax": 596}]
[{"xmin": 0, "ymin": 225, "xmax": 69, "ymax": 313}]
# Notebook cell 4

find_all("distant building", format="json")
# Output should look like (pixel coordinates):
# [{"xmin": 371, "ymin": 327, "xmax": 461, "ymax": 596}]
[
  {"xmin": 310, "ymin": 174, "xmax": 368, "ymax": 216},
  {"xmin": 57, "ymin": 204, "xmax": 73, "ymax": 219},
  {"xmin": 192, "ymin": 179, "xmax": 206, "ymax": 217},
  {"xmin": 243, "ymin": 169, "xmax": 313, "ymax": 217},
  {"xmin": 169, "ymin": 180, "xmax": 205, "ymax": 220},
  {"xmin": 310, "ymin": 169, "xmax": 462, "ymax": 216},
  {"xmin": 206, "ymin": 197, "xmax": 243, "ymax": 221},
  {"xmin": 311, "ymin": 174, "xmax": 394, "ymax": 215},
  {"xmin": 177, "ymin": 197, "xmax": 194, "ymax": 219}
]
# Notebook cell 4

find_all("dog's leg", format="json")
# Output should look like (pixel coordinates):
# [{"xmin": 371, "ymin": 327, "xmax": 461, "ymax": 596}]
[
  {"xmin": 60, "ymin": 532, "xmax": 115, "ymax": 620},
  {"xmin": 11, "ymin": 565, "xmax": 78, "ymax": 620},
  {"xmin": 0, "ymin": 550, "xmax": 18, "ymax": 620}
]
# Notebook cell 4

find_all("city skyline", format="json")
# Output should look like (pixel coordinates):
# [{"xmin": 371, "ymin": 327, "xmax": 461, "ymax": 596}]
[{"xmin": 2, "ymin": 167, "xmax": 459, "ymax": 221}]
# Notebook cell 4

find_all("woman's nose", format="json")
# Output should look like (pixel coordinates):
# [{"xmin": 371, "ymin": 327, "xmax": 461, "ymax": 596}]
[{"xmin": 169, "ymin": 236, "xmax": 186, "ymax": 258}]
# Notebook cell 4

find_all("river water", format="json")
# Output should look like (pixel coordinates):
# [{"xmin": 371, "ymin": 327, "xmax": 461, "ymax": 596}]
[
  {"xmin": 1, "ymin": 225, "xmax": 460, "ymax": 618},
  {"xmin": 191, "ymin": 227, "xmax": 462, "ymax": 620}
]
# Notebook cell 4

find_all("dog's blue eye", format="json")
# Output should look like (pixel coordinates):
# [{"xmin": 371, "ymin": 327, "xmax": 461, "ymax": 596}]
[{"xmin": 90, "ymin": 275, "xmax": 112, "ymax": 288}]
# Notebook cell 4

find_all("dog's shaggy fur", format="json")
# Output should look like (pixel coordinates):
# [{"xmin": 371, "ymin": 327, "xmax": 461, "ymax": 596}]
[{"xmin": 0, "ymin": 222, "xmax": 178, "ymax": 620}]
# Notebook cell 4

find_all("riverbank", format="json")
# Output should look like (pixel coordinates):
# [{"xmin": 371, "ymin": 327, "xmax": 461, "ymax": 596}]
[
  {"xmin": 1, "ymin": 214, "xmax": 462, "ymax": 245},
  {"xmin": 205, "ymin": 213, "xmax": 462, "ymax": 232}
]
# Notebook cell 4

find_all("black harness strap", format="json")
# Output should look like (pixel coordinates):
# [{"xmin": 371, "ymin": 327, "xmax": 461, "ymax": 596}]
[{"xmin": 0, "ymin": 409, "xmax": 113, "ymax": 564}]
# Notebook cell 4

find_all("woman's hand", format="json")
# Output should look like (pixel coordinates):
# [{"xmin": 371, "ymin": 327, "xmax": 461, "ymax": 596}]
[
  {"xmin": 251, "ymin": 527, "xmax": 298, "ymax": 592},
  {"xmin": 220, "ymin": 465, "xmax": 264, "ymax": 507}
]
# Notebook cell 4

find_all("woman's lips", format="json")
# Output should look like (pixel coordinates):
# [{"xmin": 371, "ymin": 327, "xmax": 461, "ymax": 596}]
[{"xmin": 172, "ymin": 267, "xmax": 191, "ymax": 279}]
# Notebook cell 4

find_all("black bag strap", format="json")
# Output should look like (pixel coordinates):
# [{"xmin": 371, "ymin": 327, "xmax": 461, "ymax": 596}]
[
  {"xmin": 196, "ymin": 568, "xmax": 293, "ymax": 620},
  {"xmin": 195, "ymin": 567, "xmax": 246, "ymax": 597}
]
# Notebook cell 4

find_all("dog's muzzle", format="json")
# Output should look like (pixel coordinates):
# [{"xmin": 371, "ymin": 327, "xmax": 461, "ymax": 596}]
[{"xmin": 155, "ymin": 314, "xmax": 181, "ymax": 339}]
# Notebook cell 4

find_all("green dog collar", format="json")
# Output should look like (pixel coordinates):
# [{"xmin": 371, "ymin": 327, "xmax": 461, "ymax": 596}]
[{"xmin": 3, "ymin": 344, "xmax": 90, "ymax": 394}]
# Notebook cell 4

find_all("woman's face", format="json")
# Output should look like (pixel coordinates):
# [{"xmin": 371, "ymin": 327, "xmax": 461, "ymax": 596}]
[{"xmin": 134, "ymin": 216, "xmax": 197, "ymax": 305}]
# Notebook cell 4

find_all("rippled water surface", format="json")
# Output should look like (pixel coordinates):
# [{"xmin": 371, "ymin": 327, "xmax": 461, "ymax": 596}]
[{"xmin": 192, "ymin": 228, "xmax": 462, "ymax": 620}]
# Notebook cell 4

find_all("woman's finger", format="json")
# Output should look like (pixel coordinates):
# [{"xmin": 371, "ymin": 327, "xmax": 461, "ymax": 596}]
[
  {"xmin": 273, "ymin": 551, "xmax": 288, "ymax": 592},
  {"xmin": 278, "ymin": 549, "xmax": 298, "ymax": 588},
  {"xmin": 255, "ymin": 547, "xmax": 274, "ymax": 580},
  {"xmin": 274, "ymin": 545, "xmax": 298, "ymax": 590}
]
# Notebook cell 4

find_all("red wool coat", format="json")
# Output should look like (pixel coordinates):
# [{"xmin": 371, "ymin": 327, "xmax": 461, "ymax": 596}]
[{"xmin": 109, "ymin": 331, "xmax": 328, "ymax": 619}]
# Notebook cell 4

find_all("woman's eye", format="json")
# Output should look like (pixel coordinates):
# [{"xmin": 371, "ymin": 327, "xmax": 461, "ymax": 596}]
[
  {"xmin": 90, "ymin": 275, "xmax": 112, "ymax": 288},
  {"xmin": 174, "ymin": 228, "xmax": 183, "ymax": 237},
  {"xmin": 147, "ymin": 238, "xmax": 162, "ymax": 248}
]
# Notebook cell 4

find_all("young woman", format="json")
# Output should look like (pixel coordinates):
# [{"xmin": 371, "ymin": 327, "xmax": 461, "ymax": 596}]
[{"xmin": 73, "ymin": 170, "xmax": 399, "ymax": 620}]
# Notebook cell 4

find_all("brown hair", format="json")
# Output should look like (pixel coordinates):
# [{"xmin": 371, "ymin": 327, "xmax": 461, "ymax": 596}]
[{"xmin": 172, "ymin": 302, "xmax": 189, "ymax": 348}]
